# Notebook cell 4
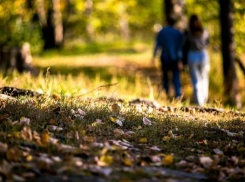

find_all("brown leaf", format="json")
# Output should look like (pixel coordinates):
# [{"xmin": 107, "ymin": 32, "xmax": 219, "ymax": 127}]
[
  {"xmin": 114, "ymin": 129, "xmax": 125, "ymax": 137},
  {"xmin": 112, "ymin": 103, "xmax": 121, "ymax": 114},
  {"xmin": 6, "ymin": 148, "xmax": 21, "ymax": 162},
  {"xmin": 0, "ymin": 142, "xmax": 8, "ymax": 153},
  {"xmin": 20, "ymin": 126, "xmax": 32, "ymax": 141}
]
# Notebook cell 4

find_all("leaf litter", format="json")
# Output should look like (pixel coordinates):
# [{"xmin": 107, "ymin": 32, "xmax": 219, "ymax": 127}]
[{"xmin": 0, "ymin": 97, "xmax": 244, "ymax": 181}]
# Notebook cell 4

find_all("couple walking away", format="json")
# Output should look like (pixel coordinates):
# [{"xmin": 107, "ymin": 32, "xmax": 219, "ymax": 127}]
[{"xmin": 152, "ymin": 14, "xmax": 210, "ymax": 107}]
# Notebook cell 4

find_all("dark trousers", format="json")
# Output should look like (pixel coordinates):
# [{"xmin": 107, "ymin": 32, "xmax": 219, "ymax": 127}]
[{"xmin": 161, "ymin": 61, "xmax": 182, "ymax": 98}]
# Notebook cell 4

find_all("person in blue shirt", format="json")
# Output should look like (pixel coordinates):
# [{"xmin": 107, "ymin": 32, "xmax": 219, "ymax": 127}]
[{"xmin": 151, "ymin": 17, "xmax": 183, "ymax": 99}]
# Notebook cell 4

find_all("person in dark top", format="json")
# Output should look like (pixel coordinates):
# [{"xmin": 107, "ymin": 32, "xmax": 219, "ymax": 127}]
[
  {"xmin": 183, "ymin": 14, "xmax": 210, "ymax": 106},
  {"xmin": 151, "ymin": 17, "xmax": 183, "ymax": 99}
]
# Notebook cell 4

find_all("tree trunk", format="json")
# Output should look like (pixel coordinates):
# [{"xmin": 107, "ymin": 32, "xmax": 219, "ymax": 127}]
[
  {"xmin": 52, "ymin": 0, "xmax": 63, "ymax": 47},
  {"xmin": 0, "ymin": 43, "xmax": 33, "ymax": 73},
  {"xmin": 164, "ymin": 0, "xmax": 186, "ymax": 30},
  {"xmin": 84, "ymin": 0, "xmax": 94, "ymax": 42},
  {"xmin": 36, "ymin": 0, "xmax": 63, "ymax": 49},
  {"xmin": 219, "ymin": 0, "xmax": 241, "ymax": 108}
]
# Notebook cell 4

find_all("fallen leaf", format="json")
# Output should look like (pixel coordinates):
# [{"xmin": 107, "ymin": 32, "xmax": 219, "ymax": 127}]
[
  {"xmin": 75, "ymin": 131, "xmax": 79, "ymax": 141},
  {"xmin": 112, "ymin": 103, "xmax": 121, "ymax": 114},
  {"xmin": 162, "ymin": 155, "xmax": 174, "ymax": 166},
  {"xmin": 236, "ymin": 131, "xmax": 244, "ymax": 138},
  {"xmin": 150, "ymin": 155, "xmax": 161, "ymax": 163},
  {"xmin": 162, "ymin": 136, "xmax": 171, "ymax": 141},
  {"xmin": 110, "ymin": 115, "xmax": 123, "ymax": 126},
  {"xmin": 115, "ymin": 119, "xmax": 123, "ymax": 126},
  {"xmin": 46, "ymin": 125, "xmax": 63, "ymax": 132},
  {"xmin": 26, "ymin": 155, "xmax": 33, "ymax": 162},
  {"xmin": 92, "ymin": 119, "xmax": 104, "ymax": 127},
  {"xmin": 20, "ymin": 126, "xmax": 32, "ymax": 141},
  {"xmin": 98, "ymin": 155, "xmax": 113, "ymax": 166},
  {"xmin": 6, "ymin": 148, "xmax": 21, "ymax": 162},
  {"xmin": 213, "ymin": 149, "xmax": 224, "ymax": 155},
  {"xmin": 114, "ymin": 129, "xmax": 125, "ymax": 137},
  {"xmin": 0, "ymin": 142, "xmax": 8, "ymax": 153},
  {"xmin": 83, "ymin": 136, "xmax": 94, "ymax": 142},
  {"xmin": 123, "ymin": 157, "xmax": 133, "ymax": 166},
  {"xmin": 199, "ymin": 156, "xmax": 213, "ymax": 169},
  {"xmin": 188, "ymin": 133, "xmax": 194, "ymax": 139},
  {"xmin": 20, "ymin": 117, "xmax": 30, "ymax": 125},
  {"xmin": 77, "ymin": 108, "xmax": 86, "ymax": 116},
  {"xmin": 143, "ymin": 117, "xmax": 152, "ymax": 125},
  {"xmin": 41, "ymin": 130, "xmax": 50, "ymax": 145},
  {"xmin": 198, "ymin": 140, "xmax": 208, "ymax": 145},
  {"xmin": 150, "ymin": 146, "xmax": 161, "ymax": 151},
  {"xmin": 139, "ymin": 138, "xmax": 148, "ymax": 143}
]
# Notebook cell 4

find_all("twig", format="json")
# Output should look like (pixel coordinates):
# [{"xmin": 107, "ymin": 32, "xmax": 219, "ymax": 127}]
[{"xmin": 76, "ymin": 83, "xmax": 118, "ymax": 97}]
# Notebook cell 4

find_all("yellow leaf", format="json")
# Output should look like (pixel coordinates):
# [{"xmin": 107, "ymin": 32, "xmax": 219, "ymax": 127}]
[
  {"xmin": 139, "ymin": 138, "xmax": 148, "ymax": 143},
  {"xmin": 83, "ymin": 136, "xmax": 94, "ymax": 142},
  {"xmin": 12, "ymin": 131, "xmax": 21, "ymax": 138},
  {"xmin": 236, "ymin": 131, "xmax": 244, "ymax": 138},
  {"xmin": 177, "ymin": 135, "xmax": 182, "ymax": 140},
  {"xmin": 162, "ymin": 136, "xmax": 171, "ymax": 141},
  {"xmin": 101, "ymin": 148, "xmax": 108, "ymax": 155},
  {"xmin": 41, "ymin": 130, "xmax": 50, "ymax": 144},
  {"xmin": 162, "ymin": 155, "xmax": 174, "ymax": 166},
  {"xmin": 81, "ymin": 130, "xmax": 86, "ymax": 135},
  {"xmin": 48, "ymin": 119, "xmax": 56, "ymax": 125},
  {"xmin": 26, "ymin": 155, "xmax": 33, "ymax": 162},
  {"xmin": 7, "ymin": 148, "xmax": 21, "ymax": 162},
  {"xmin": 238, "ymin": 147, "xmax": 245, "ymax": 151},
  {"xmin": 98, "ymin": 155, "xmax": 113, "ymax": 166},
  {"xmin": 168, "ymin": 131, "xmax": 174, "ymax": 137},
  {"xmin": 110, "ymin": 116, "xmax": 116, "ymax": 122},
  {"xmin": 123, "ymin": 158, "xmax": 133, "ymax": 166}
]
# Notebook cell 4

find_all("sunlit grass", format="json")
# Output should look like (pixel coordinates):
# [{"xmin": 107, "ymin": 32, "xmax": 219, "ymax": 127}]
[{"xmin": 0, "ymin": 42, "xmax": 244, "ymax": 110}]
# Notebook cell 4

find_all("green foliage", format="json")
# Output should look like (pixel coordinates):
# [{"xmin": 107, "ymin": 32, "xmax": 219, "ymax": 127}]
[
  {"xmin": 1, "ymin": 0, "xmax": 245, "ymax": 54},
  {"xmin": 0, "ymin": 0, "xmax": 43, "ymax": 52},
  {"xmin": 186, "ymin": 0, "xmax": 245, "ymax": 54}
]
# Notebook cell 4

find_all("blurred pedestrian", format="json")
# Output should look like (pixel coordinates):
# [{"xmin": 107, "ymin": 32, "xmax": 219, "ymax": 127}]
[
  {"xmin": 151, "ymin": 17, "xmax": 183, "ymax": 99},
  {"xmin": 183, "ymin": 14, "xmax": 210, "ymax": 106}
]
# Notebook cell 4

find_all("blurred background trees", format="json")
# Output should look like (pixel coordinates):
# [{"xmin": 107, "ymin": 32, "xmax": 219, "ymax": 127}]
[
  {"xmin": 1, "ymin": 0, "xmax": 244, "ymax": 54},
  {"xmin": 0, "ymin": 0, "xmax": 244, "ymax": 107}
]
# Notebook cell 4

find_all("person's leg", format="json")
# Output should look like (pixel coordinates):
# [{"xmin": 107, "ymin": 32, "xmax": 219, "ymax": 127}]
[
  {"xmin": 200, "ymin": 60, "xmax": 210, "ymax": 104},
  {"xmin": 161, "ymin": 63, "xmax": 170, "ymax": 96},
  {"xmin": 172, "ymin": 63, "xmax": 182, "ymax": 98},
  {"xmin": 189, "ymin": 62, "xmax": 202, "ymax": 105}
]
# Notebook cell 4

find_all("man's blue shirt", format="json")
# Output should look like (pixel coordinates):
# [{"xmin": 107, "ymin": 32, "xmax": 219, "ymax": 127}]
[{"xmin": 153, "ymin": 26, "xmax": 183, "ymax": 63}]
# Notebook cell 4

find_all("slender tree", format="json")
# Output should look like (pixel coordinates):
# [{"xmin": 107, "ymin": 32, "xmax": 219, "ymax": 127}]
[
  {"xmin": 36, "ymin": 0, "xmax": 63, "ymax": 49},
  {"xmin": 219, "ymin": 0, "xmax": 241, "ymax": 108}
]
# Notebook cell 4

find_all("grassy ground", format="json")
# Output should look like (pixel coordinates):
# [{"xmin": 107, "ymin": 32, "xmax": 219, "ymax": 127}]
[{"xmin": 0, "ymin": 42, "xmax": 245, "ymax": 181}]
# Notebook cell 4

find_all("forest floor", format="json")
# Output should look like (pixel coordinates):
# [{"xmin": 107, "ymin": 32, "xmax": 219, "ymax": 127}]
[{"xmin": 0, "ymin": 44, "xmax": 245, "ymax": 181}]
